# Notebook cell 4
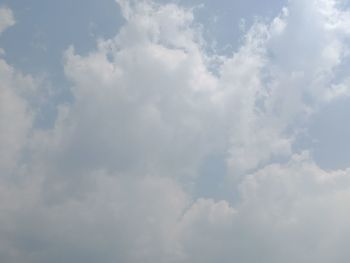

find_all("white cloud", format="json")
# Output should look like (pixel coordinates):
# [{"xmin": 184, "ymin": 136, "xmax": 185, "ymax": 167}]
[
  {"xmin": 0, "ymin": 59, "xmax": 34, "ymax": 175},
  {"xmin": 2, "ymin": 0, "xmax": 350, "ymax": 262},
  {"xmin": 178, "ymin": 153, "xmax": 350, "ymax": 263},
  {"xmin": 0, "ymin": 7, "xmax": 15, "ymax": 35}
]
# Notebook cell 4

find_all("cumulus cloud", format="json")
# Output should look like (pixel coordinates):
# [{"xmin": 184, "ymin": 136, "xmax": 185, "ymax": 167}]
[
  {"xmin": 0, "ymin": 6, "xmax": 39, "ymax": 172},
  {"xmin": 180, "ymin": 153, "xmax": 350, "ymax": 263},
  {"xmin": 2, "ymin": 0, "xmax": 350, "ymax": 262}
]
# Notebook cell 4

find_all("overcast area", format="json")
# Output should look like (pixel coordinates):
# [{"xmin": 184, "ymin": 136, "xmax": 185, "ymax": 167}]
[{"xmin": 1, "ymin": 0, "xmax": 350, "ymax": 262}]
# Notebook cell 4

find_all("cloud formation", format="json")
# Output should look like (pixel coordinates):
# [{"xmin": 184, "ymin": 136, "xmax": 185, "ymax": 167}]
[
  {"xmin": 2, "ymin": 0, "xmax": 350, "ymax": 262},
  {"xmin": 0, "ymin": 7, "xmax": 14, "ymax": 35}
]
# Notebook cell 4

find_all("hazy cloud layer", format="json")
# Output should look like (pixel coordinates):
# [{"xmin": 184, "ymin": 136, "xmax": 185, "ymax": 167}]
[
  {"xmin": 2, "ymin": 1, "xmax": 350, "ymax": 262},
  {"xmin": 0, "ymin": 7, "xmax": 14, "ymax": 35}
]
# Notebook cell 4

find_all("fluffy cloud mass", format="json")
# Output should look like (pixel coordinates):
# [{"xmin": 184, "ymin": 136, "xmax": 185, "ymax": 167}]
[{"xmin": 2, "ymin": 0, "xmax": 350, "ymax": 262}]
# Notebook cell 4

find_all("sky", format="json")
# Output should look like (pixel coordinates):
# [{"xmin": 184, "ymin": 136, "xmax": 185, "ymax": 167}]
[{"xmin": 2, "ymin": 0, "xmax": 350, "ymax": 262}]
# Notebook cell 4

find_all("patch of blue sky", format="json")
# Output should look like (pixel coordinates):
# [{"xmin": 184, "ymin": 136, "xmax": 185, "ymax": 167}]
[{"xmin": 0, "ymin": 0, "xmax": 123, "ymax": 128}]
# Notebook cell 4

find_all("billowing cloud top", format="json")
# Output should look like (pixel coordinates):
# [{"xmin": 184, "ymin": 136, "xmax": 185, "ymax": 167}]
[{"xmin": 2, "ymin": 0, "xmax": 350, "ymax": 262}]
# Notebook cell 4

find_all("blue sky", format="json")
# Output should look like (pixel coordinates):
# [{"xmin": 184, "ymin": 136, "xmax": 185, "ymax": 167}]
[
  {"xmin": 2, "ymin": 0, "xmax": 350, "ymax": 262},
  {"xmin": 0, "ymin": 0, "xmax": 285, "ymax": 132},
  {"xmin": 1, "ymin": 0, "xmax": 286, "ymax": 78}
]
